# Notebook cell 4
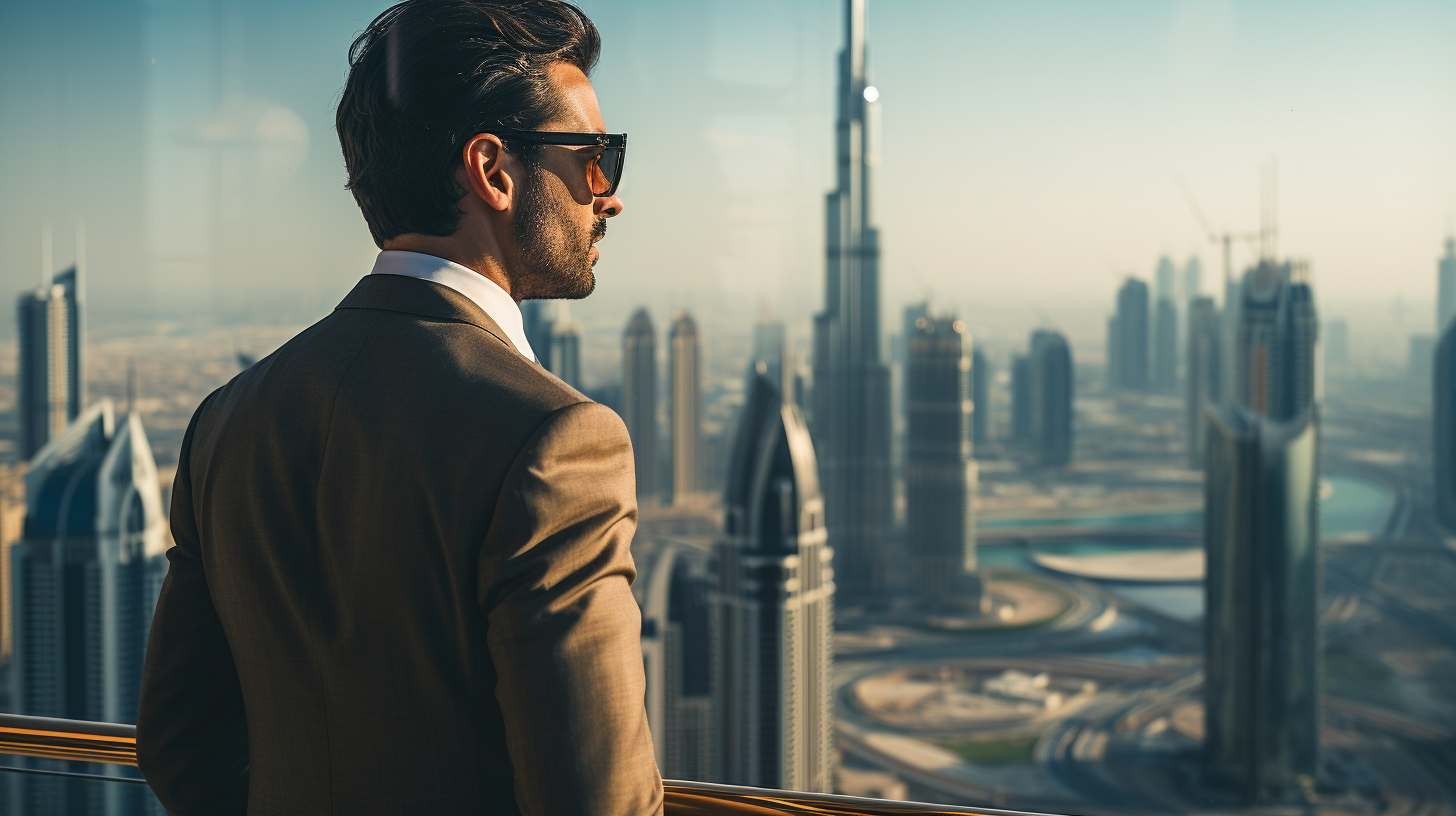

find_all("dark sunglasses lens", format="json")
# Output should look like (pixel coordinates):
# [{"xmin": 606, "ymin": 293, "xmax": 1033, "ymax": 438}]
[{"xmin": 597, "ymin": 148, "xmax": 622, "ymax": 195}]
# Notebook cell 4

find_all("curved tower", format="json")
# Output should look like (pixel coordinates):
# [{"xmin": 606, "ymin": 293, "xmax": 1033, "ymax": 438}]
[
  {"xmin": 715, "ymin": 368, "xmax": 834, "ymax": 792},
  {"xmin": 813, "ymin": 0, "xmax": 890, "ymax": 602}
]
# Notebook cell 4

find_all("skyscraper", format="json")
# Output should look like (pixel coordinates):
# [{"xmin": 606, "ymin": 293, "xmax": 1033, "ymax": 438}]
[
  {"xmin": 635, "ymin": 540, "xmax": 714, "ymax": 782},
  {"xmin": 522, "ymin": 299, "xmax": 552, "ymax": 369},
  {"xmin": 17, "ymin": 262, "xmax": 84, "ymax": 460},
  {"xmin": 812, "ymin": 0, "xmax": 892, "ymax": 602},
  {"xmin": 753, "ymin": 309, "xmax": 788, "ymax": 395},
  {"xmin": 971, "ymin": 347, "xmax": 991, "ymax": 446},
  {"xmin": 716, "ymin": 367, "xmax": 834, "ymax": 792},
  {"xmin": 1187, "ymin": 296, "xmax": 1223, "ymax": 466},
  {"xmin": 668, "ymin": 311, "xmax": 702, "ymax": 503},
  {"xmin": 1203, "ymin": 403, "xmax": 1320, "ymax": 804},
  {"xmin": 1156, "ymin": 255, "xmax": 1178, "ymax": 303},
  {"xmin": 1234, "ymin": 260, "xmax": 1318, "ymax": 421},
  {"xmin": 1437, "ymin": 237, "xmax": 1456, "ymax": 335},
  {"xmin": 10, "ymin": 400, "xmax": 167, "ymax": 813},
  {"xmin": 1435, "ymin": 321, "xmax": 1456, "ymax": 532},
  {"xmin": 1010, "ymin": 354, "xmax": 1031, "ymax": 441},
  {"xmin": 1106, "ymin": 314, "xmax": 1121, "ymax": 389},
  {"xmin": 623, "ymin": 308, "xmax": 658, "ymax": 498},
  {"xmin": 1029, "ymin": 330, "xmax": 1073, "ymax": 467},
  {"xmin": 905, "ymin": 315, "xmax": 979, "ymax": 610},
  {"xmin": 1184, "ymin": 255, "xmax": 1203, "ymax": 303},
  {"xmin": 1153, "ymin": 296, "xmax": 1178, "ymax": 393},
  {"xmin": 549, "ymin": 319, "xmax": 581, "ymax": 390},
  {"xmin": 1113, "ymin": 277, "xmax": 1149, "ymax": 390}
]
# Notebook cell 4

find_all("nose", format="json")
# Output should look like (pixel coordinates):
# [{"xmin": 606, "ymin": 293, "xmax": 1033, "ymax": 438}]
[{"xmin": 594, "ymin": 192, "xmax": 625, "ymax": 219}]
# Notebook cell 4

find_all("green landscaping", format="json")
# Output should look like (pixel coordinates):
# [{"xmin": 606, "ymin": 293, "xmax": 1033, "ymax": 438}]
[{"xmin": 940, "ymin": 736, "xmax": 1039, "ymax": 765}]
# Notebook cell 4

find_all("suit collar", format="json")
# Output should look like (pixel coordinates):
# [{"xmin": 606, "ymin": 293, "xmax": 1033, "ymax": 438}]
[{"xmin": 336, "ymin": 274, "xmax": 518, "ymax": 354}]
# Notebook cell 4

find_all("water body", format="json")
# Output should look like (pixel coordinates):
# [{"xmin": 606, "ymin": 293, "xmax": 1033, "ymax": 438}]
[{"xmin": 974, "ymin": 475, "xmax": 1395, "ymax": 622}]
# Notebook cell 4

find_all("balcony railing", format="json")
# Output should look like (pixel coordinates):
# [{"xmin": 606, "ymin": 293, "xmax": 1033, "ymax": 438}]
[{"xmin": 0, "ymin": 712, "xmax": 1039, "ymax": 816}]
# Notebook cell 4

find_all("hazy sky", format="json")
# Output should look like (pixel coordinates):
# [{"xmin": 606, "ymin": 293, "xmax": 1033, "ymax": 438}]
[{"xmin": 1, "ymin": 0, "xmax": 1452, "ymax": 363}]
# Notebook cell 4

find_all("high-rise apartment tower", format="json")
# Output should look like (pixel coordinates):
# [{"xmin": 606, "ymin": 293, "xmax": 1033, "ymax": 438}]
[
  {"xmin": 1186, "ymin": 297, "xmax": 1223, "ymax": 466},
  {"xmin": 812, "ymin": 0, "xmax": 892, "ymax": 602},
  {"xmin": 668, "ymin": 311, "xmax": 702, "ymax": 502},
  {"xmin": 17, "ymin": 263, "xmax": 84, "ymax": 460},
  {"xmin": 1234, "ymin": 260, "xmax": 1318, "ymax": 421},
  {"xmin": 905, "ymin": 315, "xmax": 979, "ymax": 610},
  {"xmin": 1437, "ymin": 237, "xmax": 1456, "ymax": 334},
  {"xmin": 1029, "ymin": 330, "xmax": 1073, "ymax": 466},
  {"xmin": 1112, "ymin": 277, "xmax": 1149, "ymax": 390},
  {"xmin": 622, "ymin": 308, "xmax": 658, "ymax": 498},
  {"xmin": 1204, "ymin": 403, "xmax": 1320, "ymax": 803},
  {"xmin": 1434, "ymin": 321, "xmax": 1456, "ymax": 532},
  {"xmin": 636, "ymin": 541, "xmax": 714, "ymax": 782}
]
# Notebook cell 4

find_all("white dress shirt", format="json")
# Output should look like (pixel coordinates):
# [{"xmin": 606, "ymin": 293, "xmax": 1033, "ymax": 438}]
[{"xmin": 369, "ymin": 250, "xmax": 536, "ymax": 361}]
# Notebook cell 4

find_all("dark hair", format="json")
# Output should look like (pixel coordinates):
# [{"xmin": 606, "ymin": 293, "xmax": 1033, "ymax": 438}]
[{"xmin": 336, "ymin": 0, "xmax": 600, "ymax": 246}]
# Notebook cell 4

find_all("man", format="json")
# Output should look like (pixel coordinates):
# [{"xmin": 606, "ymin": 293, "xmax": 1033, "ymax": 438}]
[{"xmin": 136, "ymin": 2, "xmax": 662, "ymax": 814}]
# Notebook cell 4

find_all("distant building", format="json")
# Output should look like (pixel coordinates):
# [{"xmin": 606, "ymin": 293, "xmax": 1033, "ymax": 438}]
[
  {"xmin": 1186, "ymin": 297, "xmax": 1222, "ymax": 467},
  {"xmin": 1184, "ymin": 256, "xmax": 1203, "ymax": 303},
  {"xmin": 10, "ymin": 401, "xmax": 168, "ymax": 812},
  {"xmin": 1156, "ymin": 255, "xmax": 1178, "ymax": 303},
  {"xmin": 623, "ymin": 308, "xmax": 658, "ymax": 498},
  {"xmin": 1409, "ymin": 334, "xmax": 1436, "ymax": 380},
  {"xmin": 971, "ymin": 347, "xmax": 991, "ymax": 446},
  {"xmin": 1204, "ymin": 403, "xmax": 1320, "ymax": 804},
  {"xmin": 1113, "ymin": 277, "xmax": 1150, "ymax": 390},
  {"xmin": 1153, "ymin": 297, "xmax": 1178, "ymax": 393},
  {"xmin": 549, "ymin": 319, "xmax": 581, "ymax": 390},
  {"xmin": 1010, "ymin": 354, "xmax": 1031, "ymax": 441},
  {"xmin": 1234, "ymin": 260, "xmax": 1318, "ymax": 421},
  {"xmin": 1029, "ymin": 330, "xmax": 1073, "ymax": 466},
  {"xmin": 716, "ymin": 367, "xmax": 833, "ymax": 793},
  {"xmin": 753, "ymin": 309, "xmax": 788, "ymax": 395},
  {"xmin": 905, "ymin": 314, "xmax": 980, "ymax": 611},
  {"xmin": 17, "ymin": 264, "xmax": 84, "ymax": 459},
  {"xmin": 635, "ymin": 541, "xmax": 714, "ymax": 782},
  {"xmin": 522, "ymin": 300, "xmax": 552, "ymax": 370},
  {"xmin": 1438, "ymin": 237, "xmax": 1456, "ymax": 334},
  {"xmin": 668, "ymin": 311, "xmax": 702, "ymax": 503},
  {"xmin": 1434, "ymin": 322, "xmax": 1456, "ymax": 532},
  {"xmin": 1105, "ymin": 314, "xmax": 1121, "ymax": 390},
  {"xmin": 1324, "ymin": 318, "xmax": 1349, "ymax": 373}
]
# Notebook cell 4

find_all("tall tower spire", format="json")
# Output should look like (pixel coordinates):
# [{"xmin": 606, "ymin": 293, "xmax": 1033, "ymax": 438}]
[{"xmin": 813, "ymin": 0, "xmax": 891, "ymax": 602}]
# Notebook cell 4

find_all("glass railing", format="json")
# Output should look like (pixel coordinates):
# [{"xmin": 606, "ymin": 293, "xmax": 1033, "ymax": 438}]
[{"xmin": 0, "ymin": 713, "xmax": 1041, "ymax": 816}]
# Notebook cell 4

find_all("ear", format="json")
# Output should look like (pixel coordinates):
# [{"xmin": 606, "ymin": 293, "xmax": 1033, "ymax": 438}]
[{"xmin": 460, "ymin": 133, "xmax": 513, "ymax": 213}]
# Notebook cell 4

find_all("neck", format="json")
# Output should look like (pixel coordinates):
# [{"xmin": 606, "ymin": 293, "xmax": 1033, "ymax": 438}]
[{"xmin": 382, "ymin": 233, "xmax": 515, "ymax": 300}]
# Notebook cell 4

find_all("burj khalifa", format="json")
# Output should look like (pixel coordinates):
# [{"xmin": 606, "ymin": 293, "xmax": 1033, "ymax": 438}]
[{"xmin": 812, "ymin": 0, "xmax": 892, "ymax": 602}]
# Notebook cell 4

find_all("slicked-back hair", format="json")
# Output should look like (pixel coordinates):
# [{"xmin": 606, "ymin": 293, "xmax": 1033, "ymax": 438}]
[{"xmin": 337, "ymin": 0, "xmax": 600, "ymax": 247}]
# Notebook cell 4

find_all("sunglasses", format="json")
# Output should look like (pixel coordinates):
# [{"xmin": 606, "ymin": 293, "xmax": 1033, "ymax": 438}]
[{"xmin": 494, "ymin": 130, "xmax": 627, "ymax": 198}]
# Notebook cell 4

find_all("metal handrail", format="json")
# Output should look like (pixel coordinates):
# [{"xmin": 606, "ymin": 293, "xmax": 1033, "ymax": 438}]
[{"xmin": 0, "ymin": 713, "xmax": 1046, "ymax": 816}]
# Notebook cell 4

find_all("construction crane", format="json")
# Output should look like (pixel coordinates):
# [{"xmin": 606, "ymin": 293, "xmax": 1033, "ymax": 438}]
[{"xmin": 1176, "ymin": 177, "xmax": 1260, "ymax": 297}]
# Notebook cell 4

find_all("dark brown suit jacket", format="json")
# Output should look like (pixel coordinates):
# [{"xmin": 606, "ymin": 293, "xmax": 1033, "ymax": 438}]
[{"xmin": 137, "ymin": 274, "xmax": 662, "ymax": 816}]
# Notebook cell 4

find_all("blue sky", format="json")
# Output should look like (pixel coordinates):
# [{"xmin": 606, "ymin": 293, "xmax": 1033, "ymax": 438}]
[{"xmin": 0, "ymin": 0, "xmax": 1452, "ymax": 361}]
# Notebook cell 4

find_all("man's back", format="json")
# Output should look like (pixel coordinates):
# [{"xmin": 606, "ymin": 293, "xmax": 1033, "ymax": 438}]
[{"xmin": 138, "ymin": 275, "xmax": 661, "ymax": 815}]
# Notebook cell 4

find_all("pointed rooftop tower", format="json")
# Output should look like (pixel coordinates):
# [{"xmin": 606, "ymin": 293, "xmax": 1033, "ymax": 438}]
[{"xmin": 813, "ymin": 0, "xmax": 891, "ymax": 603}]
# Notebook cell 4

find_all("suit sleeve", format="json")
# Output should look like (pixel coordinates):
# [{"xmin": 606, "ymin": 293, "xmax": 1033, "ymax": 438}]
[
  {"xmin": 136, "ymin": 398, "xmax": 250, "ymax": 816},
  {"xmin": 479, "ymin": 400, "xmax": 663, "ymax": 816}
]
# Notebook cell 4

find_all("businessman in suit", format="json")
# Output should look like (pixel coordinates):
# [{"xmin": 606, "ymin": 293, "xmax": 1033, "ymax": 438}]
[{"xmin": 135, "ymin": 2, "xmax": 661, "ymax": 814}]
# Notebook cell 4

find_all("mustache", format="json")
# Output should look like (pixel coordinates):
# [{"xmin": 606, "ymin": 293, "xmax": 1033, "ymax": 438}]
[{"xmin": 591, "ymin": 218, "xmax": 607, "ymax": 242}]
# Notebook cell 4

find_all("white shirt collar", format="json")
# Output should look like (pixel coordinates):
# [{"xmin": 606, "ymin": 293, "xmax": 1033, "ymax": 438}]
[{"xmin": 369, "ymin": 250, "xmax": 536, "ymax": 361}]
